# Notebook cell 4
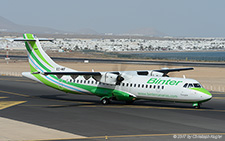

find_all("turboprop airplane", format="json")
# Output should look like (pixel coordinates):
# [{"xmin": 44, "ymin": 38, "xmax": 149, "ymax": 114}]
[{"xmin": 14, "ymin": 33, "xmax": 212, "ymax": 109}]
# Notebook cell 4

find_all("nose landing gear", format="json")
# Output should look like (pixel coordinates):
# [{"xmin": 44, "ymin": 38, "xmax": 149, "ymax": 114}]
[{"xmin": 193, "ymin": 103, "xmax": 201, "ymax": 109}]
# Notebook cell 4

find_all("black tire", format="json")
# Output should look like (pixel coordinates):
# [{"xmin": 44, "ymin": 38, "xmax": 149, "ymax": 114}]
[
  {"xmin": 101, "ymin": 98, "xmax": 110, "ymax": 105},
  {"xmin": 194, "ymin": 105, "xmax": 200, "ymax": 109}
]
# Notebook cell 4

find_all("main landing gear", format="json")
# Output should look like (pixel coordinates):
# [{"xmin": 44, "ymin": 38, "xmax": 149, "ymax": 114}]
[
  {"xmin": 101, "ymin": 97, "xmax": 110, "ymax": 105},
  {"xmin": 193, "ymin": 103, "xmax": 201, "ymax": 109},
  {"xmin": 100, "ymin": 97, "xmax": 135, "ymax": 105}
]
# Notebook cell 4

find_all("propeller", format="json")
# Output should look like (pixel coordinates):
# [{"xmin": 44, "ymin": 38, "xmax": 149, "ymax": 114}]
[{"xmin": 112, "ymin": 63, "xmax": 129, "ymax": 85}]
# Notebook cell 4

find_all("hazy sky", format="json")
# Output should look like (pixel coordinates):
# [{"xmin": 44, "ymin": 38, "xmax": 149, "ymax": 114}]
[{"xmin": 1, "ymin": 0, "xmax": 225, "ymax": 37}]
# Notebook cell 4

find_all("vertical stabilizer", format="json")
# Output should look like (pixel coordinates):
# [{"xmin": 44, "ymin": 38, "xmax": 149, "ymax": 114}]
[{"xmin": 23, "ymin": 33, "xmax": 75, "ymax": 73}]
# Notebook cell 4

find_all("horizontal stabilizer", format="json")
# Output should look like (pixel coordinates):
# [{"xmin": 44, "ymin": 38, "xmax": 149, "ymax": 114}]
[{"xmin": 13, "ymin": 38, "xmax": 53, "ymax": 42}]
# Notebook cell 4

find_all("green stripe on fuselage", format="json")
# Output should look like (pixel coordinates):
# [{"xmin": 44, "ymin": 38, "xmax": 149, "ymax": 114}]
[
  {"xmin": 32, "ymin": 72, "xmax": 133, "ymax": 101},
  {"xmin": 190, "ymin": 88, "xmax": 212, "ymax": 96}
]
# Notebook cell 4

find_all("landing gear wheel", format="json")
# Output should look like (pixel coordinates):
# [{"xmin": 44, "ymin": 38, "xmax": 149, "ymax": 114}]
[
  {"xmin": 194, "ymin": 105, "xmax": 200, "ymax": 109},
  {"xmin": 193, "ymin": 103, "xmax": 201, "ymax": 109},
  {"xmin": 101, "ymin": 98, "xmax": 110, "ymax": 105}
]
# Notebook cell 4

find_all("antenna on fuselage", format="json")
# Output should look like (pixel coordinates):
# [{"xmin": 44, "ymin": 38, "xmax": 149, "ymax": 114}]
[{"xmin": 183, "ymin": 75, "xmax": 186, "ymax": 79}]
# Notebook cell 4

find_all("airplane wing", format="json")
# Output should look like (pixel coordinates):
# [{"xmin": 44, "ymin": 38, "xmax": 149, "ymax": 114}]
[
  {"xmin": 136, "ymin": 67, "xmax": 194, "ymax": 76},
  {"xmin": 154, "ymin": 67, "xmax": 193, "ymax": 73},
  {"xmin": 39, "ymin": 67, "xmax": 193, "ymax": 84},
  {"xmin": 153, "ymin": 67, "xmax": 194, "ymax": 76}
]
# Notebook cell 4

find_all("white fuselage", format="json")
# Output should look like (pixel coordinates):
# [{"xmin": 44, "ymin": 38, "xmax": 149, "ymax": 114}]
[{"xmin": 58, "ymin": 73, "xmax": 211, "ymax": 103}]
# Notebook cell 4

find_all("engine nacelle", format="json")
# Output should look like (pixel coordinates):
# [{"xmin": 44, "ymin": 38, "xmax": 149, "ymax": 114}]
[
  {"xmin": 93, "ymin": 72, "xmax": 121, "ymax": 85},
  {"xmin": 149, "ymin": 71, "xmax": 164, "ymax": 77}
]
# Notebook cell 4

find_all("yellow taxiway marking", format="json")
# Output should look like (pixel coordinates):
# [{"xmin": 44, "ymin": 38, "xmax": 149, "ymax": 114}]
[
  {"xmin": 213, "ymin": 97, "xmax": 225, "ymax": 99},
  {"xmin": 0, "ymin": 101, "xmax": 26, "ymax": 110},
  {"xmin": 79, "ymin": 105, "xmax": 225, "ymax": 112},
  {"xmin": 0, "ymin": 78, "xmax": 36, "ymax": 83},
  {"xmin": 0, "ymin": 90, "xmax": 29, "ymax": 97},
  {"xmin": 0, "ymin": 89, "xmax": 93, "ymax": 105},
  {"xmin": 212, "ymin": 92, "xmax": 225, "ymax": 94},
  {"xmin": 31, "ymin": 132, "xmax": 225, "ymax": 140},
  {"xmin": 0, "ymin": 97, "xmax": 8, "ymax": 99},
  {"xmin": 85, "ymin": 132, "xmax": 225, "ymax": 140}
]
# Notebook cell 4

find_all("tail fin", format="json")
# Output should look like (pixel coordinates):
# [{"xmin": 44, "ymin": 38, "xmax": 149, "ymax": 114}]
[{"xmin": 23, "ymin": 33, "xmax": 74, "ymax": 73}]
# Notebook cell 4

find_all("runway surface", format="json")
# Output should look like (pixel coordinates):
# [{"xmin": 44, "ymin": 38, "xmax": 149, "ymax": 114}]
[
  {"xmin": 0, "ymin": 76, "xmax": 225, "ymax": 141},
  {"xmin": 1, "ymin": 55, "xmax": 225, "ymax": 67}
]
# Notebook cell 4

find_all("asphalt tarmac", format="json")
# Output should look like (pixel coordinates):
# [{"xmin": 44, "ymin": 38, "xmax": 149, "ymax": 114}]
[
  {"xmin": 1, "ymin": 55, "xmax": 225, "ymax": 67},
  {"xmin": 0, "ymin": 76, "xmax": 225, "ymax": 141}
]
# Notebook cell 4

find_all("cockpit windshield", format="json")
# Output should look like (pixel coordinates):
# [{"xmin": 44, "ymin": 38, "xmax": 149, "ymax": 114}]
[
  {"xmin": 193, "ymin": 83, "xmax": 202, "ymax": 88},
  {"xmin": 183, "ymin": 83, "xmax": 202, "ymax": 88},
  {"xmin": 188, "ymin": 83, "xmax": 193, "ymax": 88}
]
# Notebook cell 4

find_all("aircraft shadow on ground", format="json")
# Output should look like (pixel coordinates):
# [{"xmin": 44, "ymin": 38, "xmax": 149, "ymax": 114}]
[{"xmin": 27, "ymin": 93, "xmax": 213, "ymax": 110}]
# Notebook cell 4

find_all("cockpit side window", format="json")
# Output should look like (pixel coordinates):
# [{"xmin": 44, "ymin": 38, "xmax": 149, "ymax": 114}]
[
  {"xmin": 193, "ymin": 83, "xmax": 202, "ymax": 88},
  {"xmin": 183, "ymin": 83, "xmax": 188, "ymax": 88},
  {"xmin": 188, "ymin": 83, "xmax": 194, "ymax": 88}
]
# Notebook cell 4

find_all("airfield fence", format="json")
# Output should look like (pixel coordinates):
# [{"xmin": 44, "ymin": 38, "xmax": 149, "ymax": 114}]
[{"xmin": 0, "ymin": 71, "xmax": 224, "ymax": 92}]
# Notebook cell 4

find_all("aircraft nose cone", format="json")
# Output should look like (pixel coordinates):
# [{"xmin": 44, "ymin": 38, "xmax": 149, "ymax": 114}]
[
  {"xmin": 202, "ymin": 90, "xmax": 212, "ymax": 101},
  {"xmin": 207, "ymin": 93, "xmax": 212, "ymax": 100}
]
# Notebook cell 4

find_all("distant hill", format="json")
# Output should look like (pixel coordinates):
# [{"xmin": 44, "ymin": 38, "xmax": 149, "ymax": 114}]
[
  {"xmin": 0, "ymin": 16, "xmax": 167, "ymax": 37},
  {"xmin": 0, "ymin": 16, "xmax": 63, "ymax": 34}
]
